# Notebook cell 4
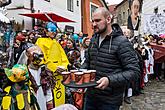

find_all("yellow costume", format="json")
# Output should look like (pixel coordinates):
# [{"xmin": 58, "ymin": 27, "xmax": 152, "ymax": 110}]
[
  {"xmin": 36, "ymin": 37, "xmax": 69, "ymax": 107},
  {"xmin": 1, "ymin": 64, "xmax": 39, "ymax": 110}
]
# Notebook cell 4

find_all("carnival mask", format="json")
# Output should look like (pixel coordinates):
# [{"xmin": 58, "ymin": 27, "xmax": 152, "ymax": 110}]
[{"xmin": 26, "ymin": 46, "xmax": 44, "ymax": 65}]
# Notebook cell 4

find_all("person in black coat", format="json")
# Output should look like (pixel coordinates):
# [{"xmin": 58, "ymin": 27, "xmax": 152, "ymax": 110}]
[{"xmin": 81, "ymin": 7, "xmax": 140, "ymax": 110}]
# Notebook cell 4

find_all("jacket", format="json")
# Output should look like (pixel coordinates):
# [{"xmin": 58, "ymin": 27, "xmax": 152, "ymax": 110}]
[{"xmin": 81, "ymin": 24, "xmax": 140, "ymax": 105}]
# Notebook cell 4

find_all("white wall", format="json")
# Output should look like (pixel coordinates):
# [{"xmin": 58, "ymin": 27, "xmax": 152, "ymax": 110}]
[
  {"xmin": 7, "ymin": 0, "xmax": 26, "ymax": 8},
  {"xmin": 6, "ymin": 0, "xmax": 32, "ymax": 29},
  {"xmin": 142, "ymin": 0, "xmax": 165, "ymax": 15},
  {"xmin": 140, "ymin": 0, "xmax": 165, "ymax": 34},
  {"xmin": 6, "ymin": 9, "xmax": 32, "ymax": 29},
  {"xmin": 6, "ymin": 0, "xmax": 81, "ymax": 33},
  {"xmin": 34, "ymin": 0, "xmax": 81, "ymax": 33}
]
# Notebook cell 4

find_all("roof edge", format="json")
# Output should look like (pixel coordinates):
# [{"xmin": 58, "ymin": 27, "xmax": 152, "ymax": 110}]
[
  {"xmin": 115, "ymin": 0, "xmax": 127, "ymax": 9},
  {"xmin": 100, "ymin": 0, "xmax": 109, "ymax": 10}
]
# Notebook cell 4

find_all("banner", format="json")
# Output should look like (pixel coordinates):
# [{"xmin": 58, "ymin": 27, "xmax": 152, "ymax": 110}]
[{"xmin": 143, "ymin": 14, "xmax": 165, "ymax": 35}]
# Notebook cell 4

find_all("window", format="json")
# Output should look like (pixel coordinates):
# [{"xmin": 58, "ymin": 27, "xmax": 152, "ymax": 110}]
[
  {"xmin": 77, "ymin": 0, "xmax": 79, "ymax": 6},
  {"xmin": 67, "ymin": 0, "xmax": 74, "ymax": 12},
  {"xmin": 127, "ymin": 9, "xmax": 130, "ymax": 15},
  {"xmin": 44, "ymin": 0, "xmax": 50, "ymax": 2},
  {"xmin": 118, "ymin": 14, "xmax": 121, "ymax": 24},
  {"xmin": 154, "ymin": 7, "xmax": 158, "ymax": 14},
  {"xmin": 123, "ymin": 12, "xmax": 125, "ymax": 19},
  {"xmin": 90, "ymin": 2, "xmax": 99, "ymax": 21},
  {"xmin": 123, "ymin": 12, "xmax": 126, "ymax": 25}
]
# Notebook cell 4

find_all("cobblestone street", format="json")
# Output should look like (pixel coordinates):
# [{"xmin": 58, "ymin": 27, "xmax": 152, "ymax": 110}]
[{"xmin": 121, "ymin": 80, "xmax": 165, "ymax": 110}]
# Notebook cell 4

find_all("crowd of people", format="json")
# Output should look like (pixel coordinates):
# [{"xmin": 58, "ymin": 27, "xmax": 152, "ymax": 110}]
[
  {"xmin": 0, "ymin": 7, "xmax": 165, "ymax": 110},
  {"xmin": 0, "ymin": 17, "xmax": 92, "ymax": 110}
]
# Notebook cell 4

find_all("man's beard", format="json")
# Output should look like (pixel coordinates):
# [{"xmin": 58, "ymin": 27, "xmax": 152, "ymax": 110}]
[{"xmin": 94, "ymin": 25, "xmax": 107, "ymax": 34}]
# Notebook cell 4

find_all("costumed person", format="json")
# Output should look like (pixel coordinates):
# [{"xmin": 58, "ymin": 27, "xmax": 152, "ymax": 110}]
[
  {"xmin": 35, "ymin": 22, "xmax": 69, "ymax": 107},
  {"xmin": 139, "ymin": 45, "xmax": 148, "ymax": 88},
  {"xmin": 17, "ymin": 43, "xmax": 56, "ymax": 110},
  {"xmin": 26, "ymin": 44, "xmax": 55, "ymax": 110},
  {"xmin": 143, "ymin": 37, "xmax": 154, "ymax": 82},
  {"xmin": 0, "ymin": 63, "xmax": 39, "ymax": 110}
]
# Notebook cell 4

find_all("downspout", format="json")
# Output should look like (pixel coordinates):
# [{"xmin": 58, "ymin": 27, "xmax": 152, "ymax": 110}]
[
  {"xmin": 81, "ymin": 0, "xmax": 83, "ymax": 33},
  {"xmin": 100, "ymin": 0, "xmax": 109, "ymax": 10},
  {"xmin": 30, "ymin": 0, "xmax": 35, "ymax": 28}
]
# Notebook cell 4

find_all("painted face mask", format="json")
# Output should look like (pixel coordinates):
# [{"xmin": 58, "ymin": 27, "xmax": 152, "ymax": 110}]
[
  {"xmin": 26, "ymin": 45, "xmax": 44, "ymax": 65},
  {"xmin": 32, "ymin": 52, "xmax": 44, "ymax": 65}
]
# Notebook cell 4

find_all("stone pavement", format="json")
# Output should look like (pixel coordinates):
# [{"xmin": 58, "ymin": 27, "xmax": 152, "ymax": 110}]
[{"xmin": 120, "ymin": 80, "xmax": 165, "ymax": 110}]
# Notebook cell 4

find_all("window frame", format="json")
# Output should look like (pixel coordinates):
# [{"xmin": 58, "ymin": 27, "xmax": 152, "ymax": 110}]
[
  {"xmin": 67, "ymin": 0, "xmax": 74, "ymax": 12},
  {"xmin": 44, "ymin": 0, "xmax": 50, "ymax": 2},
  {"xmin": 90, "ymin": 2, "xmax": 99, "ymax": 21}
]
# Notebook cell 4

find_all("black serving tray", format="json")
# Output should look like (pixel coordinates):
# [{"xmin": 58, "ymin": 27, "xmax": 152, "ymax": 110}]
[{"xmin": 62, "ymin": 81, "xmax": 97, "ymax": 88}]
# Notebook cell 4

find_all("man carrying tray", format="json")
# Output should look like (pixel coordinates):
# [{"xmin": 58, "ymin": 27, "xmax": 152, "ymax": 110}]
[{"xmin": 81, "ymin": 7, "xmax": 140, "ymax": 110}]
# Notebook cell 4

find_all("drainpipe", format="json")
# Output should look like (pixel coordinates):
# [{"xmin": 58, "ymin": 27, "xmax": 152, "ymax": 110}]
[
  {"xmin": 30, "ymin": 0, "xmax": 35, "ymax": 28},
  {"xmin": 81, "ymin": 0, "xmax": 83, "ymax": 32}
]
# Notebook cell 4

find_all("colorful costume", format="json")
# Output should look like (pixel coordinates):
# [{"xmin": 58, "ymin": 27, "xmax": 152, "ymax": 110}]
[
  {"xmin": 0, "ymin": 64, "xmax": 39, "ymax": 110},
  {"xmin": 36, "ymin": 37, "xmax": 69, "ymax": 107},
  {"xmin": 26, "ymin": 45, "xmax": 56, "ymax": 110}
]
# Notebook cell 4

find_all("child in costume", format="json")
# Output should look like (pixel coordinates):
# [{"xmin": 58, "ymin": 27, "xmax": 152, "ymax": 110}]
[{"xmin": 0, "ymin": 63, "xmax": 39, "ymax": 110}]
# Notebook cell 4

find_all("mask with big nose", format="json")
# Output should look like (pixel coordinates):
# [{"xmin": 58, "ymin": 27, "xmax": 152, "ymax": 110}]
[{"xmin": 26, "ymin": 46, "xmax": 44, "ymax": 65}]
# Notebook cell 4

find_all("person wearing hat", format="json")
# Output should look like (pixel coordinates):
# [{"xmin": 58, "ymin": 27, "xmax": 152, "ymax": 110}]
[
  {"xmin": 14, "ymin": 33, "xmax": 27, "ymax": 64},
  {"xmin": 35, "ymin": 22, "xmax": 69, "ymax": 108},
  {"xmin": 0, "ymin": 64, "xmax": 39, "ymax": 110},
  {"xmin": 17, "ymin": 43, "xmax": 56, "ymax": 110}
]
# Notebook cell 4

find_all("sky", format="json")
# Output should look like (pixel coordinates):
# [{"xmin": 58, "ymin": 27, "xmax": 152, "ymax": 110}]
[{"xmin": 105, "ymin": 0, "xmax": 123, "ymax": 5}]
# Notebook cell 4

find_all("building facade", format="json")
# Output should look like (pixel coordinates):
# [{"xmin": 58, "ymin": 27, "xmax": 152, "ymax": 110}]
[
  {"xmin": 108, "ymin": 4, "xmax": 117, "ymax": 23},
  {"xmin": 81, "ymin": 0, "xmax": 108, "ymax": 37},
  {"xmin": 6, "ymin": 0, "xmax": 82, "ymax": 33},
  {"xmin": 115, "ymin": 0, "xmax": 129, "ymax": 26}
]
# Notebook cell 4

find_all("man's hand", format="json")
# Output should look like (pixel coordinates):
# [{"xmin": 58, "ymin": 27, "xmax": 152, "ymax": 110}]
[
  {"xmin": 56, "ymin": 66, "xmax": 66, "ymax": 74},
  {"xmin": 95, "ymin": 77, "xmax": 109, "ymax": 90}
]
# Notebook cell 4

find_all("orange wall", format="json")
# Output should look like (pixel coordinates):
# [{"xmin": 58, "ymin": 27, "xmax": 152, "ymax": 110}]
[{"xmin": 82, "ymin": 0, "xmax": 104, "ymax": 37}]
